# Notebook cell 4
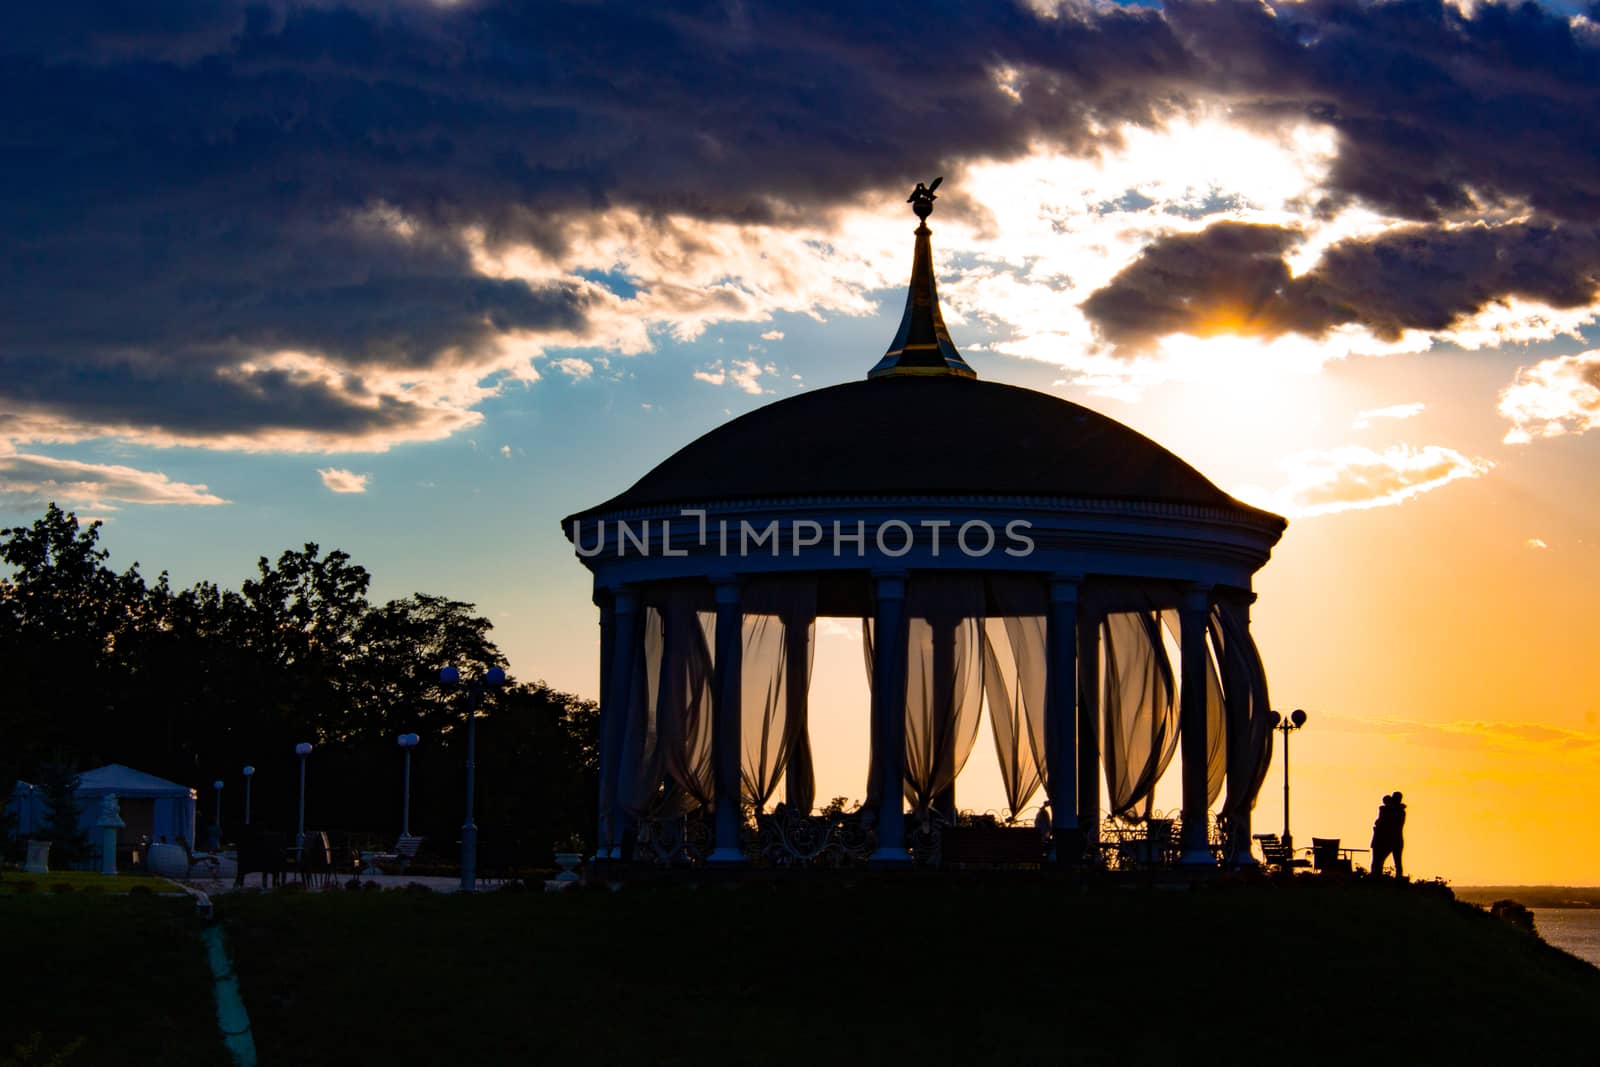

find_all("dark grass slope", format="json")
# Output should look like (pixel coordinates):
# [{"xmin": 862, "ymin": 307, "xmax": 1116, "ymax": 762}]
[
  {"xmin": 0, "ymin": 895, "xmax": 227, "ymax": 1067},
  {"xmin": 220, "ymin": 881, "xmax": 1598, "ymax": 1067}
]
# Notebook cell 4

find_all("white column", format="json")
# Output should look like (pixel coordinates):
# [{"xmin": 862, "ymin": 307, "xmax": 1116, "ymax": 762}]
[
  {"xmin": 709, "ymin": 576, "xmax": 746, "ymax": 862},
  {"xmin": 601, "ymin": 586, "xmax": 638, "ymax": 860},
  {"xmin": 1077, "ymin": 607, "xmax": 1101, "ymax": 856},
  {"xmin": 1179, "ymin": 584, "xmax": 1214, "ymax": 865},
  {"xmin": 869, "ymin": 571, "xmax": 911, "ymax": 863},
  {"xmin": 1046, "ymin": 575, "xmax": 1080, "ymax": 863},
  {"xmin": 594, "ymin": 588, "xmax": 617, "ymax": 859}
]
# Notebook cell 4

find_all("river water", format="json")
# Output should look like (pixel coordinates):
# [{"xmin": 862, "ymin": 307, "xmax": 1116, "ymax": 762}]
[{"xmin": 1533, "ymin": 908, "xmax": 1600, "ymax": 968}]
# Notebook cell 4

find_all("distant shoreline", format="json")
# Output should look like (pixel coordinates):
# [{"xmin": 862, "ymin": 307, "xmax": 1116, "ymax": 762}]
[{"xmin": 1456, "ymin": 886, "xmax": 1600, "ymax": 909}]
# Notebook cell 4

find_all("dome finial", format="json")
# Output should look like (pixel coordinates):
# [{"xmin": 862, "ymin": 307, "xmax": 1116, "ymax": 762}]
[
  {"xmin": 908, "ymin": 176, "xmax": 942, "ymax": 222},
  {"xmin": 868, "ymin": 176, "xmax": 976, "ymax": 380}
]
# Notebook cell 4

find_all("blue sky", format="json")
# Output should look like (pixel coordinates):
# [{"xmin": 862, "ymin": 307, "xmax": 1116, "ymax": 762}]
[{"xmin": 6, "ymin": 0, "xmax": 1600, "ymax": 880}]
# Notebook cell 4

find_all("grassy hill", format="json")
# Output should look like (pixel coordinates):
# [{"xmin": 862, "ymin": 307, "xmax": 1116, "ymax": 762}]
[{"xmin": 5, "ymin": 878, "xmax": 1597, "ymax": 1066}]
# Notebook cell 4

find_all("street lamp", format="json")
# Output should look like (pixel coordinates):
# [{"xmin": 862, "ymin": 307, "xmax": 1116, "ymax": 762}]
[
  {"xmin": 211, "ymin": 780, "xmax": 224, "ymax": 849},
  {"xmin": 242, "ymin": 766, "xmax": 255, "ymax": 826},
  {"xmin": 294, "ymin": 742, "xmax": 313, "ymax": 857},
  {"xmin": 397, "ymin": 733, "xmax": 420, "ymax": 838},
  {"xmin": 1270, "ymin": 708, "xmax": 1309, "ymax": 853},
  {"xmin": 440, "ymin": 664, "xmax": 506, "ymax": 892}
]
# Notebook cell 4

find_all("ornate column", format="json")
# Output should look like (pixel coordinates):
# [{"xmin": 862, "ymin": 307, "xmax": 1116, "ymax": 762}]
[
  {"xmin": 783, "ymin": 611, "xmax": 814, "ymax": 812},
  {"xmin": 594, "ymin": 587, "xmax": 616, "ymax": 859},
  {"xmin": 1046, "ymin": 575, "xmax": 1081, "ymax": 863},
  {"xmin": 710, "ymin": 576, "xmax": 746, "ymax": 862},
  {"xmin": 869, "ymin": 571, "xmax": 911, "ymax": 863},
  {"xmin": 1222, "ymin": 590, "xmax": 1258, "ymax": 866},
  {"xmin": 600, "ymin": 585, "xmax": 638, "ymax": 860},
  {"xmin": 1179, "ymin": 584, "xmax": 1214, "ymax": 865},
  {"xmin": 1077, "ymin": 607, "xmax": 1101, "ymax": 856}
]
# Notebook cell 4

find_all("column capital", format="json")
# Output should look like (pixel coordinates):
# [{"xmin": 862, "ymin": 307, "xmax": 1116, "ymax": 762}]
[
  {"xmin": 1180, "ymin": 583, "xmax": 1213, "ymax": 614},
  {"xmin": 711, "ymin": 573, "xmax": 741, "ymax": 606},
  {"xmin": 871, "ymin": 569, "xmax": 907, "ymax": 601},
  {"xmin": 608, "ymin": 583, "xmax": 639, "ymax": 613},
  {"xmin": 1048, "ymin": 573, "xmax": 1082, "ymax": 604}
]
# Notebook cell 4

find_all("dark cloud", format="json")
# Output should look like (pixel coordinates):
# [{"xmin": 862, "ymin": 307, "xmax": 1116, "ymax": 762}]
[
  {"xmin": 1085, "ymin": 219, "xmax": 1600, "ymax": 350},
  {"xmin": 2, "ymin": 0, "xmax": 1597, "ymax": 446}
]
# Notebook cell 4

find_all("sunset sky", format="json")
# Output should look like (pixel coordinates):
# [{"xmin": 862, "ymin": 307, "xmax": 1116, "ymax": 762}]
[{"xmin": 4, "ymin": 0, "xmax": 1599, "ymax": 885}]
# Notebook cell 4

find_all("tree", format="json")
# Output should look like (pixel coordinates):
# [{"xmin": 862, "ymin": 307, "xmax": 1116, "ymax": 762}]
[
  {"xmin": 0, "ymin": 505, "xmax": 599, "ymax": 864},
  {"xmin": 35, "ymin": 761, "xmax": 84, "ymax": 863}
]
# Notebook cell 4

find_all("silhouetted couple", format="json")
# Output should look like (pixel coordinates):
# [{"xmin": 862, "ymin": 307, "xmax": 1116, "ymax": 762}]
[{"xmin": 1371, "ymin": 791, "xmax": 1406, "ymax": 877}]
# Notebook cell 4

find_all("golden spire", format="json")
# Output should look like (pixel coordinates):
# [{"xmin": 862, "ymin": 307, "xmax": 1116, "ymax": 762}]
[{"xmin": 868, "ymin": 176, "xmax": 977, "ymax": 380}]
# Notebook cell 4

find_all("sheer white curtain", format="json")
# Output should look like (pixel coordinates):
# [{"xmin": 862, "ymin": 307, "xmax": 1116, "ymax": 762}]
[
  {"xmin": 616, "ymin": 587, "xmax": 716, "ymax": 819},
  {"xmin": 1215, "ymin": 601, "xmax": 1275, "ymax": 822},
  {"xmin": 739, "ymin": 577, "xmax": 818, "ymax": 812},
  {"xmin": 616, "ymin": 604, "xmax": 665, "ymax": 817},
  {"xmin": 657, "ymin": 592, "xmax": 716, "ymax": 811},
  {"xmin": 982, "ymin": 576, "xmax": 1047, "ymax": 820},
  {"xmin": 1100, "ymin": 610, "xmax": 1179, "ymax": 819},
  {"xmin": 903, "ymin": 575, "xmax": 986, "ymax": 814}
]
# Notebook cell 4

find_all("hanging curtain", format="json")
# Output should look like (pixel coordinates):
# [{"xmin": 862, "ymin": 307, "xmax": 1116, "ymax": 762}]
[
  {"xmin": 903, "ymin": 575, "xmax": 986, "ymax": 814},
  {"xmin": 616, "ymin": 587, "xmax": 716, "ymax": 820},
  {"xmin": 1162, "ymin": 606, "xmax": 1228, "ymax": 808},
  {"xmin": 616, "ymin": 604, "xmax": 665, "ymax": 817},
  {"xmin": 1205, "ymin": 617, "xmax": 1228, "ymax": 808},
  {"xmin": 981, "ymin": 576, "xmax": 1047, "ymax": 820},
  {"xmin": 1216, "ymin": 601, "xmax": 1275, "ymax": 821},
  {"xmin": 1100, "ymin": 610, "xmax": 1179, "ymax": 819},
  {"xmin": 739, "ymin": 577, "xmax": 818, "ymax": 812},
  {"xmin": 657, "ymin": 590, "xmax": 716, "ymax": 812}
]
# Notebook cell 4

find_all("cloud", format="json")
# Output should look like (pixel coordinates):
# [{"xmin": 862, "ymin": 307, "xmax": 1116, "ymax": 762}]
[
  {"xmin": 1082, "ymin": 219, "xmax": 1600, "ymax": 352},
  {"xmin": 316, "ymin": 467, "xmax": 369, "ymax": 494},
  {"xmin": 549, "ymin": 357, "xmax": 594, "ymax": 380},
  {"xmin": 1498, "ymin": 350, "xmax": 1600, "ymax": 444},
  {"xmin": 1321, "ymin": 715, "xmax": 1600, "ymax": 756},
  {"xmin": 693, "ymin": 359, "xmax": 774, "ymax": 395},
  {"xmin": 1526, "ymin": 538, "xmax": 1549, "ymax": 550},
  {"xmin": 760, "ymin": 330, "xmax": 785, "ymax": 341},
  {"xmin": 1353, "ymin": 403, "xmax": 1426, "ymax": 429},
  {"xmin": 3, "ymin": 0, "xmax": 1599, "ymax": 450},
  {"xmin": 0, "ymin": 448, "xmax": 227, "ymax": 511},
  {"xmin": 499, "ymin": 445, "xmax": 512, "ymax": 460},
  {"xmin": 1241, "ymin": 443, "xmax": 1491, "ymax": 517}
]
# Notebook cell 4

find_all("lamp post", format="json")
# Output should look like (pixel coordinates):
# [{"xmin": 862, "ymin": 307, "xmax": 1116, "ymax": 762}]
[
  {"xmin": 211, "ymin": 780, "xmax": 224, "ymax": 849},
  {"xmin": 294, "ymin": 742, "xmax": 313, "ymax": 857},
  {"xmin": 1270, "ymin": 708, "xmax": 1309, "ymax": 853},
  {"xmin": 397, "ymin": 733, "xmax": 420, "ymax": 838},
  {"xmin": 440, "ymin": 664, "xmax": 506, "ymax": 892},
  {"xmin": 242, "ymin": 766, "xmax": 255, "ymax": 826}
]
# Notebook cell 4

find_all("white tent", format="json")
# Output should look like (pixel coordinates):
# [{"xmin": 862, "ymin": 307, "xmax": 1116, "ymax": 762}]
[{"xmin": 9, "ymin": 764, "xmax": 197, "ymax": 847}]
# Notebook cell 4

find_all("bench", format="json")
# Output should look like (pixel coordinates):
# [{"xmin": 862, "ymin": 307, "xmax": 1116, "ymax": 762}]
[
  {"xmin": 941, "ymin": 825, "xmax": 1045, "ymax": 869},
  {"xmin": 1253, "ymin": 833, "xmax": 1310, "ymax": 872},
  {"xmin": 361, "ymin": 834, "xmax": 425, "ymax": 877}
]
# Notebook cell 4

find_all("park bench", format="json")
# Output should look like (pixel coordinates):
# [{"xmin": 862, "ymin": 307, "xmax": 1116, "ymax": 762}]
[
  {"xmin": 1253, "ymin": 833, "xmax": 1310, "ymax": 873},
  {"xmin": 941, "ymin": 824, "xmax": 1045, "ymax": 869}
]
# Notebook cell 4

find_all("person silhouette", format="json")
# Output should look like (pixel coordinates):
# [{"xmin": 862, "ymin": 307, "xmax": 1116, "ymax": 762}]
[{"xmin": 1371, "ymin": 792, "xmax": 1407, "ymax": 877}]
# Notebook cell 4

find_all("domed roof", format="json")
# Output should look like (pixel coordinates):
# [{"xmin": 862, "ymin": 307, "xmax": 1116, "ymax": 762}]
[
  {"xmin": 570, "ymin": 182, "xmax": 1278, "ymax": 526},
  {"xmin": 575, "ymin": 375, "xmax": 1264, "ymax": 517}
]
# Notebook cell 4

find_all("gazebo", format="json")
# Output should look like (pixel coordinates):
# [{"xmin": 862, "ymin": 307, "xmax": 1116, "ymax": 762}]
[{"xmin": 563, "ymin": 182, "xmax": 1286, "ymax": 868}]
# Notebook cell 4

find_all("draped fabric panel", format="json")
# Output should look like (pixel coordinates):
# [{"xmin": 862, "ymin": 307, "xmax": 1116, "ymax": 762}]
[
  {"xmin": 616, "ymin": 588, "xmax": 716, "ymax": 820},
  {"xmin": 903, "ymin": 576, "xmax": 986, "ymax": 813},
  {"xmin": 1216, "ymin": 601, "xmax": 1275, "ymax": 821},
  {"xmin": 1204, "ymin": 617, "xmax": 1228, "ymax": 808},
  {"xmin": 981, "ymin": 576, "xmax": 1047, "ymax": 819},
  {"xmin": 617, "ymin": 605, "xmax": 666, "ymax": 817},
  {"xmin": 739, "ymin": 577, "xmax": 818, "ymax": 812},
  {"xmin": 656, "ymin": 592, "xmax": 716, "ymax": 813},
  {"xmin": 1100, "ymin": 610, "xmax": 1179, "ymax": 819}
]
